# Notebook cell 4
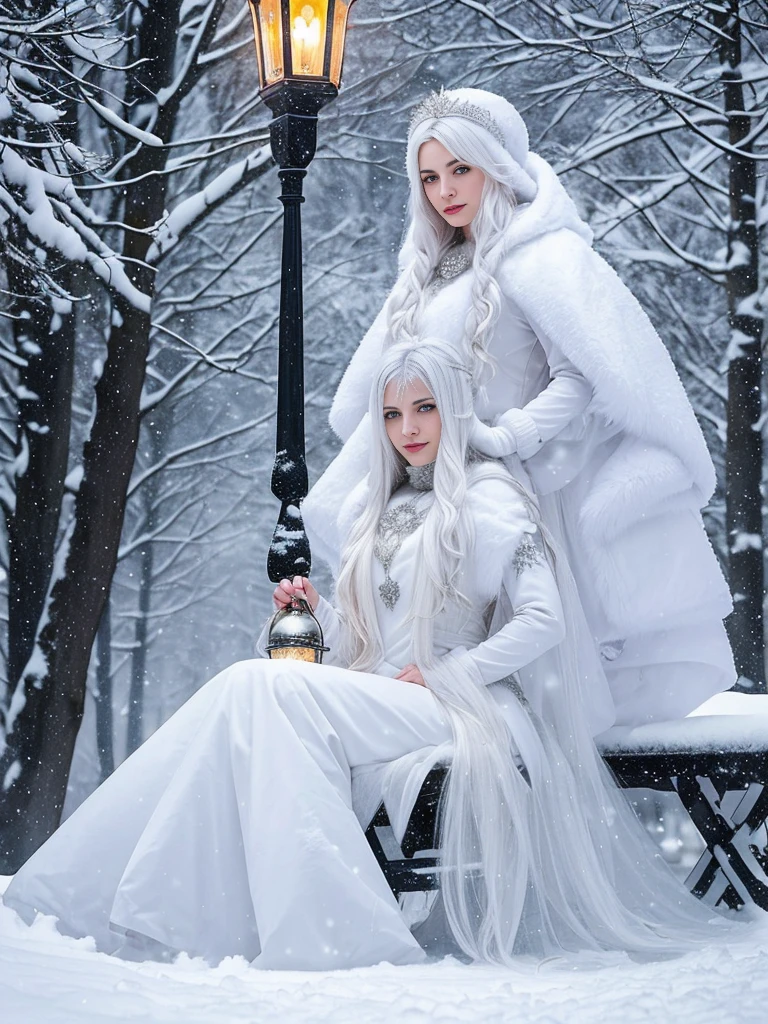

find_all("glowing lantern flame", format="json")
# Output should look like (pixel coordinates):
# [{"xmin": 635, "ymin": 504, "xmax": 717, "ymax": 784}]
[
  {"xmin": 249, "ymin": 0, "xmax": 355, "ymax": 90},
  {"xmin": 292, "ymin": 4, "xmax": 323, "ymax": 74}
]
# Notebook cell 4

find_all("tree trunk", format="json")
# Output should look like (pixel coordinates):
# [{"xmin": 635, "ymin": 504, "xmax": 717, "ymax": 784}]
[
  {"xmin": 5, "ymin": 256, "xmax": 75, "ymax": 691},
  {"xmin": 3, "ymin": 4, "xmax": 78, "ymax": 691},
  {"xmin": 94, "ymin": 600, "xmax": 114, "ymax": 783},
  {"xmin": 0, "ymin": 0, "xmax": 207, "ymax": 871},
  {"xmin": 719, "ymin": 2, "xmax": 765, "ymax": 690},
  {"xmin": 126, "ymin": 524, "xmax": 155, "ymax": 756}
]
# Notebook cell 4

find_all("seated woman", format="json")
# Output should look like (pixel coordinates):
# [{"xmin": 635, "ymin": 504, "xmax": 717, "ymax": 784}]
[{"xmin": 2, "ymin": 343, "xmax": 735, "ymax": 972}]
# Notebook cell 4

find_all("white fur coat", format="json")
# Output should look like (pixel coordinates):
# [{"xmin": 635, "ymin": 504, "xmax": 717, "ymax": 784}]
[{"xmin": 304, "ymin": 153, "xmax": 735, "ymax": 726}]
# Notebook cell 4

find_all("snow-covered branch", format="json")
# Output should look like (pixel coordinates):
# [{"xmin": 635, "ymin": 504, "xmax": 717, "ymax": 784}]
[{"xmin": 147, "ymin": 144, "xmax": 271, "ymax": 264}]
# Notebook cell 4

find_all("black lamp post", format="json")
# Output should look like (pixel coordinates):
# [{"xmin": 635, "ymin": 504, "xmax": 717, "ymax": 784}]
[{"xmin": 248, "ymin": 0, "xmax": 357, "ymax": 584}]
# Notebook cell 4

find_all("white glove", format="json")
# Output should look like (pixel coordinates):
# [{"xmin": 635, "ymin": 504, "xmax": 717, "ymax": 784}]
[
  {"xmin": 470, "ymin": 413, "xmax": 517, "ymax": 458},
  {"xmin": 469, "ymin": 408, "xmax": 543, "ymax": 460}
]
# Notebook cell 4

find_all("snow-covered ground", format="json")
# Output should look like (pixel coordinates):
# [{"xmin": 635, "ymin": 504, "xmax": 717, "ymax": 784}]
[
  {"xmin": 3, "ymin": 692, "xmax": 768, "ymax": 1023},
  {"xmin": 2, "ymin": 877, "xmax": 767, "ymax": 1023}
]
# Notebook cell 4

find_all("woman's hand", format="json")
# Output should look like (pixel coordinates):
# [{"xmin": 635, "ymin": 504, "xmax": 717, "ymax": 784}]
[
  {"xmin": 469, "ymin": 412, "xmax": 518, "ymax": 458},
  {"xmin": 273, "ymin": 576, "xmax": 320, "ymax": 613},
  {"xmin": 395, "ymin": 663, "xmax": 426, "ymax": 687}
]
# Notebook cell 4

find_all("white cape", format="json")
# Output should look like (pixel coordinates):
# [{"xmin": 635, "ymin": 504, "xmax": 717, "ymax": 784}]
[{"xmin": 303, "ymin": 153, "xmax": 735, "ymax": 726}]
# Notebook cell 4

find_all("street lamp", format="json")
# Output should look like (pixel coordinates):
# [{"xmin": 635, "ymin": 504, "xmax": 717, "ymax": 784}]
[{"xmin": 248, "ymin": 0, "xmax": 357, "ymax": 585}]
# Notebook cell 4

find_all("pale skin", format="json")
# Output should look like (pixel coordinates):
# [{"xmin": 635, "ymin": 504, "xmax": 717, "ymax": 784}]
[
  {"xmin": 272, "ymin": 377, "xmax": 442, "ymax": 688},
  {"xmin": 418, "ymin": 138, "xmax": 486, "ymax": 239}
]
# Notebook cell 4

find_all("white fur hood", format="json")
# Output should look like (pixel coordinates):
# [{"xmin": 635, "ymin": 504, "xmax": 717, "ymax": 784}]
[
  {"xmin": 498, "ymin": 152, "xmax": 593, "ymax": 253},
  {"xmin": 329, "ymin": 152, "xmax": 714, "ymax": 503}
]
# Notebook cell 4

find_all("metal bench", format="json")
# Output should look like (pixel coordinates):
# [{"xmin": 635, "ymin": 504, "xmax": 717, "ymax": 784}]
[{"xmin": 364, "ymin": 715, "xmax": 768, "ymax": 911}]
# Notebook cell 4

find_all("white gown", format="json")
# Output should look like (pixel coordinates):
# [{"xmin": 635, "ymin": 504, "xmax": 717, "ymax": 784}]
[{"xmin": 3, "ymin": 478, "xmax": 571, "ymax": 971}]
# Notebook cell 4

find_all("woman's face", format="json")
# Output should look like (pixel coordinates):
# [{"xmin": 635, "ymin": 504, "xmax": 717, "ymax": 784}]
[
  {"xmin": 383, "ymin": 376, "xmax": 442, "ymax": 466},
  {"xmin": 418, "ymin": 138, "xmax": 486, "ymax": 236}
]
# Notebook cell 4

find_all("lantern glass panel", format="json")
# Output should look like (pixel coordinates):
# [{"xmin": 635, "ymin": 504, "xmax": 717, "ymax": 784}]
[
  {"xmin": 329, "ymin": 0, "xmax": 353, "ymax": 87},
  {"xmin": 249, "ymin": 3, "xmax": 265, "ymax": 87},
  {"xmin": 289, "ymin": 0, "xmax": 328, "ymax": 77},
  {"xmin": 268, "ymin": 645, "xmax": 320, "ymax": 663},
  {"xmin": 254, "ymin": 0, "xmax": 285, "ymax": 86}
]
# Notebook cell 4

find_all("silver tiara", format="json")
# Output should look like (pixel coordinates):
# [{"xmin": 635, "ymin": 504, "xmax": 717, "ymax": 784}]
[{"xmin": 408, "ymin": 90, "xmax": 505, "ymax": 149}]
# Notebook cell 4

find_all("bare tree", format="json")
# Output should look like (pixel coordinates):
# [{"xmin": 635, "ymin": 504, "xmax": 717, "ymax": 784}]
[{"xmin": 0, "ymin": 0, "xmax": 271, "ymax": 869}]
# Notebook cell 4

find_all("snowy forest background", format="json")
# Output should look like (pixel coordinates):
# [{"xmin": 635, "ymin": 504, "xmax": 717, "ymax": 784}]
[{"xmin": 0, "ymin": 0, "xmax": 766, "ymax": 871}]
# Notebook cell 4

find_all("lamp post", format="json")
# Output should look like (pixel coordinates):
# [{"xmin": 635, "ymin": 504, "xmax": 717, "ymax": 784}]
[{"xmin": 248, "ymin": 0, "xmax": 357, "ymax": 584}]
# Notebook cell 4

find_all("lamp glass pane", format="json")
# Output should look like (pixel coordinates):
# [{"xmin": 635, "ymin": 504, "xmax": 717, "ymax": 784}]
[
  {"xmin": 268, "ymin": 646, "xmax": 318, "ymax": 663},
  {"xmin": 257, "ymin": 0, "xmax": 285, "ymax": 85},
  {"xmin": 248, "ymin": 3, "xmax": 266, "ymax": 88},
  {"xmin": 289, "ymin": 0, "xmax": 328, "ymax": 77},
  {"xmin": 329, "ymin": 0, "xmax": 353, "ymax": 88}
]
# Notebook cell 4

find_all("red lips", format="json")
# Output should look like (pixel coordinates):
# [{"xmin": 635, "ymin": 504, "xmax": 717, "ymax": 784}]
[
  {"xmin": 443, "ymin": 204, "xmax": 465, "ymax": 215},
  {"xmin": 404, "ymin": 442, "xmax": 428, "ymax": 452}
]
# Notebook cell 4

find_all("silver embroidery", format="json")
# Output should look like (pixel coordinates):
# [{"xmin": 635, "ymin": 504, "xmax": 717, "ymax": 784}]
[
  {"xmin": 374, "ymin": 497, "xmax": 429, "ymax": 610},
  {"xmin": 430, "ymin": 241, "xmax": 474, "ymax": 296},
  {"xmin": 513, "ymin": 532, "xmax": 541, "ymax": 577},
  {"xmin": 405, "ymin": 460, "xmax": 436, "ymax": 491},
  {"xmin": 435, "ymin": 242, "xmax": 474, "ymax": 281},
  {"xmin": 497, "ymin": 673, "xmax": 531, "ymax": 710}
]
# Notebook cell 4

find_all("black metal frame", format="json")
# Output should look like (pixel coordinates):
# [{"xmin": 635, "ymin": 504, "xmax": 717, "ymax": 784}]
[
  {"xmin": 260, "ymin": 80, "xmax": 338, "ymax": 583},
  {"xmin": 249, "ymin": 0, "xmax": 354, "ymax": 583},
  {"xmin": 607, "ymin": 747, "xmax": 768, "ymax": 910},
  {"xmin": 365, "ymin": 749, "xmax": 768, "ymax": 911}
]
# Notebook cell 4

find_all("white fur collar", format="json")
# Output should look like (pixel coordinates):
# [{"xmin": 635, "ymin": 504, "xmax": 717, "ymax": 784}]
[{"xmin": 502, "ymin": 152, "xmax": 593, "ymax": 253}]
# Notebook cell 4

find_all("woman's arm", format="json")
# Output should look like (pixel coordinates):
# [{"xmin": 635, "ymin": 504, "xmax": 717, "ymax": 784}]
[
  {"xmin": 521, "ymin": 335, "xmax": 593, "ymax": 447},
  {"xmin": 450, "ymin": 529, "xmax": 565, "ymax": 685},
  {"xmin": 471, "ymin": 304, "xmax": 593, "ymax": 460}
]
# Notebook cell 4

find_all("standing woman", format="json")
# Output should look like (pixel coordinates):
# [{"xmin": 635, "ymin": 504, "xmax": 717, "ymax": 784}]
[{"xmin": 303, "ymin": 88, "xmax": 735, "ymax": 728}]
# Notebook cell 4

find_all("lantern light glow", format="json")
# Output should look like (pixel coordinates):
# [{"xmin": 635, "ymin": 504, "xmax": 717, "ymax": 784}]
[
  {"xmin": 292, "ymin": 4, "xmax": 323, "ymax": 75},
  {"xmin": 249, "ymin": 0, "xmax": 355, "ymax": 93}
]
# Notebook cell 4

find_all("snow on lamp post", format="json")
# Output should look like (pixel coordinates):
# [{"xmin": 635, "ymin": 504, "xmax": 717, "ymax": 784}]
[{"xmin": 248, "ymin": 0, "xmax": 357, "ymax": 585}]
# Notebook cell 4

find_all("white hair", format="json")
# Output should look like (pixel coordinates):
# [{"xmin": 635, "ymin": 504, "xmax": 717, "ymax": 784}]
[
  {"xmin": 333, "ymin": 341, "xmax": 729, "ymax": 966},
  {"xmin": 334, "ymin": 340, "xmax": 534, "ymax": 962},
  {"xmin": 387, "ymin": 117, "xmax": 523, "ymax": 378},
  {"xmin": 335, "ymin": 340, "xmax": 492, "ymax": 672}
]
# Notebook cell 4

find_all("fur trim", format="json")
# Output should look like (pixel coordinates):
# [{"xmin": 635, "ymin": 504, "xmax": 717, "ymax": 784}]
[
  {"xmin": 498, "ymin": 228, "xmax": 715, "ymax": 500},
  {"xmin": 329, "ymin": 305, "xmax": 389, "ymax": 442},
  {"xmin": 579, "ymin": 437, "xmax": 693, "ymax": 541},
  {"xmin": 465, "ymin": 473, "xmax": 537, "ymax": 603},
  {"xmin": 503, "ymin": 407, "xmax": 542, "ymax": 461}
]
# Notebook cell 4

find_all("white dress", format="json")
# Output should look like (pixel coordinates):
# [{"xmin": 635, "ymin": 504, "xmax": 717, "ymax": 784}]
[{"xmin": 2, "ymin": 477, "xmax": 569, "ymax": 971}]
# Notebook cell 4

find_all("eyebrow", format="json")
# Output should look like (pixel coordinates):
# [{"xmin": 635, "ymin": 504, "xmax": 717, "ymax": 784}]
[
  {"xmin": 382, "ymin": 396, "xmax": 434, "ymax": 411},
  {"xmin": 419, "ymin": 159, "xmax": 460, "ymax": 174}
]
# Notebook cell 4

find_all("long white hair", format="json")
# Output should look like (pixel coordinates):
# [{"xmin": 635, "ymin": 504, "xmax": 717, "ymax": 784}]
[
  {"xmin": 335, "ymin": 340, "xmax": 540, "ymax": 961},
  {"xmin": 335, "ymin": 340, "xmax": 500, "ymax": 672},
  {"xmin": 334, "ymin": 341, "xmax": 735, "ymax": 966},
  {"xmin": 387, "ymin": 118, "xmax": 523, "ymax": 377}
]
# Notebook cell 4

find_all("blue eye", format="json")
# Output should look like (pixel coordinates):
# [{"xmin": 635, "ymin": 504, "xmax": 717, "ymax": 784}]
[
  {"xmin": 384, "ymin": 410, "xmax": 400, "ymax": 420},
  {"xmin": 418, "ymin": 403, "xmax": 436, "ymax": 413},
  {"xmin": 455, "ymin": 165, "xmax": 470, "ymax": 175},
  {"xmin": 421, "ymin": 174, "xmax": 438, "ymax": 184}
]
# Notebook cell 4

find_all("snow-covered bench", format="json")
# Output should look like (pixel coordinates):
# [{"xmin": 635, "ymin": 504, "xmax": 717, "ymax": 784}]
[{"xmin": 365, "ymin": 709, "xmax": 768, "ymax": 912}]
